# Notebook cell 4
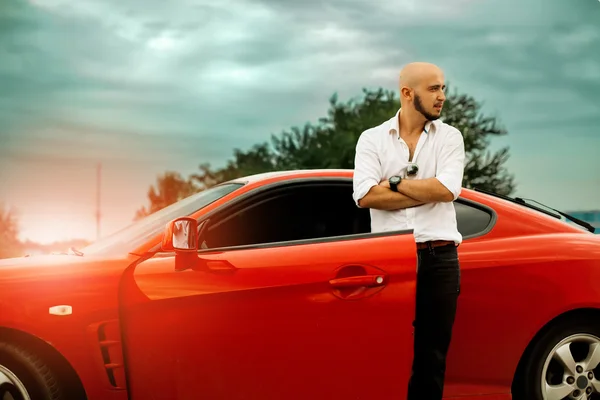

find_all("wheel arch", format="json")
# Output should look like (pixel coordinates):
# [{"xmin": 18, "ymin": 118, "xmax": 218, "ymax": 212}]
[
  {"xmin": 511, "ymin": 307, "xmax": 600, "ymax": 396},
  {"xmin": 0, "ymin": 327, "xmax": 87, "ymax": 399}
]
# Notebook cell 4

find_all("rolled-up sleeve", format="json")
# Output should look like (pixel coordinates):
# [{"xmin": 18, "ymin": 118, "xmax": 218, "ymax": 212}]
[
  {"xmin": 353, "ymin": 131, "xmax": 381, "ymax": 207},
  {"xmin": 435, "ymin": 129, "xmax": 465, "ymax": 201}
]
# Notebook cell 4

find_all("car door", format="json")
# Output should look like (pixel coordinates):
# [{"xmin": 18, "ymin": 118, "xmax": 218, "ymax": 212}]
[{"xmin": 120, "ymin": 232, "xmax": 418, "ymax": 400}]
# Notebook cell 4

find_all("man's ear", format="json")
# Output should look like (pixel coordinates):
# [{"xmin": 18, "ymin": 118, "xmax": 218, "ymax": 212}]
[{"xmin": 400, "ymin": 87, "xmax": 413, "ymax": 101}]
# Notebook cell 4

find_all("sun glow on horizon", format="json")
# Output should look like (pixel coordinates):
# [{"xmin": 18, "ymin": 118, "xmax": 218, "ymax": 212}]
[{"xmin": 18, "ymin": 215, "xmax": 97, "ymax": 245}]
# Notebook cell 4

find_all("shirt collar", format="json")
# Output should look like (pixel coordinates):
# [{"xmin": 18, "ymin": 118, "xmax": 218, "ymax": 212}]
[{"xmin": 388, "ymin": 108, "xmax": 437, "ymax": 137}]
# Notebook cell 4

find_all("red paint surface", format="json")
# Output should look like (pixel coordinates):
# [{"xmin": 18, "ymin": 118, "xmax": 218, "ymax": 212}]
[{"xmin": 0, "ymin": 169, "xmax": 598, "ymax": 400}]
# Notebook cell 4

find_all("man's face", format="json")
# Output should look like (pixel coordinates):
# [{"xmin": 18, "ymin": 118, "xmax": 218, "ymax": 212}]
[{"xmin": 412, "ymin": 77, "xmax": 446, "ymax": 121}]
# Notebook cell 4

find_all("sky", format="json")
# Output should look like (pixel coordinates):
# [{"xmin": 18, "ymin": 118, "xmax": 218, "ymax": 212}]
[{"xmin": 1, "ymin": 0, "xmax": 599, "ymax": 244}]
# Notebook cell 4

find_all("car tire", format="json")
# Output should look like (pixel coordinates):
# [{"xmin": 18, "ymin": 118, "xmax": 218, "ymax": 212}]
[
  {"xmin": 513, "ymin": 317, "xmax": 600, "ymax": 400},
  {"xmin": 0, "ymin": 341, "xmax": 65, "ymax": 400}
]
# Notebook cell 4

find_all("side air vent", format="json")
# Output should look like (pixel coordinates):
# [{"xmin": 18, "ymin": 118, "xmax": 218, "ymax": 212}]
[{"xmin": 96, "ymin": 320, "xmax": 126, "ymax": 389}]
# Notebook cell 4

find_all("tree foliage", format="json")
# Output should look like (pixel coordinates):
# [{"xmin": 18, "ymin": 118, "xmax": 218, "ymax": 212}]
[
  {"xmin": 134, "ymin": 171, "xmax": 199, "ymax": 221},
  {"xmin": 439, "ymin": 89, "xmax": 514, "ymax": 193},
  {"xmin": 0, "ymin": 203, "xmax": 22, "ymax": 259},
  {"xmin": 136, "ymin": 86, "xmax": 515, "ymax": 218}
]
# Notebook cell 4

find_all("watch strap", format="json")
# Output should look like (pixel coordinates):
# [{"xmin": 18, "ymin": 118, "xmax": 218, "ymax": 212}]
[{"xmin": 389, "ymin": 176, "xmax": 401, "ymax": 192}]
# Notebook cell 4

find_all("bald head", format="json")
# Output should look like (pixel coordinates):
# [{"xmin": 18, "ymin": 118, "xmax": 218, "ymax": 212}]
[
  {"xmin": 399, "ymin": 62, "xmax": 444, "ymax": 90},
  {"xmin": 398, "ymin": 62, "xmax": 446, "ymax": 121}
]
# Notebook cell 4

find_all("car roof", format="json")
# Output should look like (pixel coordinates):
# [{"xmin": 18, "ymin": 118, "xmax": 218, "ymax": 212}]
[
  {"xmin": 228, "ymin": 169, "xmax": 355, "ymax": 184},
  {"xmin": 219, "ymin": 169, "xmax": 590, "ymax": 237},
  {"xmin": 225, "ymin": 169, "xmax": 577, "ymax": 226},
  {"xmin": 227, "ymin": 168, "xmax": 480, "ymax": 196}
]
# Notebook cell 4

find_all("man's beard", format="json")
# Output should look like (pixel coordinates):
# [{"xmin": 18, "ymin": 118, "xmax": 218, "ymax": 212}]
[{"xmin": 414, "ymin": 94, "xmax": 440, "ymax": 121}]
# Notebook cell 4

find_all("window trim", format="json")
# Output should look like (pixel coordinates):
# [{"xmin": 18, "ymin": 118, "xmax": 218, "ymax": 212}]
[
  {"xmin": 155, "ymin": 176, "xmax": 497, "ymax": 255},
  {"xmin": 197, "ymin": 178, "xmax": 406, "ymax": 254},
  {"xmin": 197, "ymin": 228, "xmax": 414, "ymax": 254},
  {"xmin": 455, "ymin": 197, "xmax": 498, "ymax": 240}
]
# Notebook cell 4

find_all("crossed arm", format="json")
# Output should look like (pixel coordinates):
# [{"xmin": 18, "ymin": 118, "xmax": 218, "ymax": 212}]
[
  {"xmin": 357, "ymin": 184, "xmax": 426, "ymax": 210},
  {"xmin": 352, "ymin": 131, "xmax": 465, "ymax": 211}
]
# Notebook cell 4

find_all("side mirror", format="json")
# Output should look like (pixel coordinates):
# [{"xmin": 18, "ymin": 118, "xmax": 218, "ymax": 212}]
[
  {"xmin": 161, "ymin": 217, "xmax": 223, "ymax": 273},
  {"xmin": 162, "ymin": 217, "xmax": 198, "ymax": 252}
]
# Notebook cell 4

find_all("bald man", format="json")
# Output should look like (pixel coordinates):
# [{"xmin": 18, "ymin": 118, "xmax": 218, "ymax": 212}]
[{"xmin": 352, "ymin": 62, "xmax": 465, "ymax": 400}]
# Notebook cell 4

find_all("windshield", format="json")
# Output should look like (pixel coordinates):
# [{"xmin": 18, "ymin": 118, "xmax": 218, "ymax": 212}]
[{"xmin": 80, "ymin": 183, "xmax": 244, "ymax": 256}]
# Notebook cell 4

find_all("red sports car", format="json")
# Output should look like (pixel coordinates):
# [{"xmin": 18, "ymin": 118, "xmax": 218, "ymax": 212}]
[{"xmin": 0, "ymin": 169, "xmax": 599, "ymax": 400}]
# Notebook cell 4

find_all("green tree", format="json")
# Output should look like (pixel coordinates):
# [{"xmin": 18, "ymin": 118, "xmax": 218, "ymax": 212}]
[
  {"xmin": 190, "ymin": 144, "xmax": 277, "ymax": 190},
  {"xmin": 439, "ymin": 88, "xmax": 515, "ymax": 194},
  {"xmin": 190, "ymin": 89, "xmax": 403, "ymax": 189},
  {"xmin": 194, "ymin": 86, "xmax": 515, "ymax": 193},
  {"xmin": 134, "ymin": 171, "xmax": 200, "ymax": 220},
  {"xmin": 138, "ymin": 86, "xmax": 515, "ymax": 217},
  {"xmin": 0, "ymin": 203, "xmax": 22, "ymax": 259}
]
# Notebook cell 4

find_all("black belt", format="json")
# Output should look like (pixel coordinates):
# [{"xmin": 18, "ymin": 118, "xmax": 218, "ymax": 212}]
[{"xmin": 416, "ymin": 240, "xmax": 456, "ymax": 250}]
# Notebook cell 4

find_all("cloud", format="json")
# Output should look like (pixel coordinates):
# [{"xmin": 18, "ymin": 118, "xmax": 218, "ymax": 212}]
[
  {"xmin": 1, "ymin": 0, "xmax": 599, "ymax": 243},
  {"xmin": 564, "ymin": 60, "xmax": 600, "ymax": 82},
  {"xmin": 0, "ymin": 117, "xmax": 243, "ymax": 172},
  {"xmin": 2, "ymin": 0, "xmax": 414, "ymax": 147},
  {"xmin": 3, "ymin": 0, "xmax": 598, "ymax": 142}
]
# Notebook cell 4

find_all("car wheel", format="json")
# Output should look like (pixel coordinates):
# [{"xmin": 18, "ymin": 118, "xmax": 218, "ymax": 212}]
[
  {"xmin": 515, "ymin": 319, "xmax": 600, "ymax": 400},
  {"xmin": 0, "ymin": 341, "xmax": 65, "ymax": 400}
]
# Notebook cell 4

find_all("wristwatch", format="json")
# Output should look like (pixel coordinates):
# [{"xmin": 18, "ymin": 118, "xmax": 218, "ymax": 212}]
[{"xmin": 389, "ymin": 175, "xmax": 402, "ymax": 192}]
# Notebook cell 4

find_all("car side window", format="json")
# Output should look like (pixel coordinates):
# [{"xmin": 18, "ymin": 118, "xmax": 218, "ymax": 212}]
[
  {"xmin": 201, "ymin": 183, "xmax": 371, "ymax": 250},
  {"xmin": 199, "ymin": 184, "xmax": 493, "ymax": 249},
  {"xmin": 455, "ymin": 201, "xmax": 494, "ymax": 238}
]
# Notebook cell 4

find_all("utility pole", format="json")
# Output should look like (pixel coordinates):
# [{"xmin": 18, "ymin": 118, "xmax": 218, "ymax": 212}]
[{"xmin": 96, "ymin": 162, "xmax": 101, "ymax": 240}]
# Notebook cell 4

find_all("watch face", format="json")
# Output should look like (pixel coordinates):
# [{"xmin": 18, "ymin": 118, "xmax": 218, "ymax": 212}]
[{"xmin": 389, "ymin": 176, "xmax": 400, "ymax": 184}]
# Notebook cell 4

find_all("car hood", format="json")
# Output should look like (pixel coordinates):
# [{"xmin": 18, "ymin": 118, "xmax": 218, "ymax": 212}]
[
  {"xmin": 0, "ymin": 254, "xmax": 87, "ymax": 268},
  {"xmin": 0, "ymin": 253, "xmax": 138, "ymax": 284}
]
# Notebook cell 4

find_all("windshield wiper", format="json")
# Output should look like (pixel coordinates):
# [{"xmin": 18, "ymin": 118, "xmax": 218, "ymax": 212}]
[
  {"xmin": 474, "ymin": 188, "xmax": 595, "ymax": 233},
  {"xmin": 69, "ymin": 247, "xmax": 84, "ymax": 256},
  {"xmin": 514, "ymin": 197, "xmax": 595, "ymax": 233}
]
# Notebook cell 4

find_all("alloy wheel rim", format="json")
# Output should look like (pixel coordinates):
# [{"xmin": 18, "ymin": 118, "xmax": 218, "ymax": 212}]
[
  {"xmin": 0, "ymin": 364, "xmax": 31, "ymax": 400},
  {"xmin": 541, "ymin": 333, "xmax": 600, "ymax": 400}
]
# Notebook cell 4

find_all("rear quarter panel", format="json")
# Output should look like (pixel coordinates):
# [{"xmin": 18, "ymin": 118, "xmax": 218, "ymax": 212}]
[{"xmin": 445, "ymin": 231, "xmax": 600, "ymax": 397}]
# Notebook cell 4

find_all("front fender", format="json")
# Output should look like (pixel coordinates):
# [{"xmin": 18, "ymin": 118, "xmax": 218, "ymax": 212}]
[{"xmin": 0, "ymin": 254, "xmax": 138, "ymax": 400}]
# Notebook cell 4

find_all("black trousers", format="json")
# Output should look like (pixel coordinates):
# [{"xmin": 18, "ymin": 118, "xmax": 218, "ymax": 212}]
[{"xmin": 407, "ymin": 243, "xmax": 461, "ymax": 400}]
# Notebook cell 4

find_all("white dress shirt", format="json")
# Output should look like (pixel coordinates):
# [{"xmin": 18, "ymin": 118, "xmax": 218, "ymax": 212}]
[{"xmin": 352, "ymin": 109, "xmax": 465, "ymax": 244}]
